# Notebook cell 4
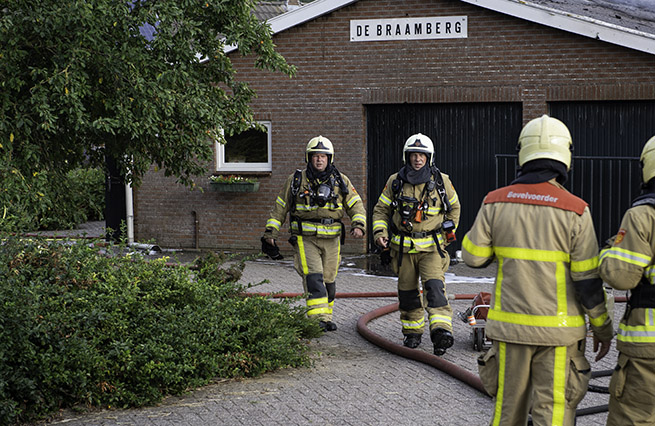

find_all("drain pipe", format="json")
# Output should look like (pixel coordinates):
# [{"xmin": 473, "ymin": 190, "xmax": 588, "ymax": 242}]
[
  {"xmin": 125, "ymin": 181, "xmax": 134, "ymax": 244},
  {"xmin": 192, "ymin": 211, "xmax": 200, "ymax": 250}
]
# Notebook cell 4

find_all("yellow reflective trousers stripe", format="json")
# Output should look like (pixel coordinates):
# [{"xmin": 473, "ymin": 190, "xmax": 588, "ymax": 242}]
[
  {"xmin": 307, "ymin": 307, "xmax": 331, "ymax": 316},
  {"xmin": 401, "ymin": 318, "xmax": 425, "ymax": 330},
  {"xmin": 297, "ymin": 236, "xmax": 309, "ymax": 275},
  {"xmin": 494, "ymin": 344, "xmax": 567, "ymax": 426},
  {"xmin": 492, "ymin": 342, "xmax": 506, "ymax": 426},
  {"xmin": 552, "ymin": 346, "xmax": 567, "ymax": 426},
  {"xmin": 429, "ymin": 314, "xmax": 452, "ymax": 327}
]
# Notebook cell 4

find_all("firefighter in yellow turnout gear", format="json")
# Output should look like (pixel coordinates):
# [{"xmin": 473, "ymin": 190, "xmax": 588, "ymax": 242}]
[
  {"xmin": 372, "ymin": 133, "xmax": 461, "ymax": 355},
  {"xmin": 262, "ymin": 136, "xmax": 366, "ymax": 332},
  {"xmin": 462, "ymin": 115, "xmax": 613, "ymax": 426},
  {"xmin": 599, "ymin": 135, "xmax": 655, "ymax": 426}
]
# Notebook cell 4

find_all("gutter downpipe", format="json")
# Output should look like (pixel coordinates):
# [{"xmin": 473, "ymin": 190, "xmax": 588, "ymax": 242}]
[{"xmin": 125, "ymin": 181, "xmax": 134, "ymax": 244}]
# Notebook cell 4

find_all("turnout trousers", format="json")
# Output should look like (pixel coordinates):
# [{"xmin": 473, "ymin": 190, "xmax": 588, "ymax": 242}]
[
  {"xmin": 391, "ymin": 249, "xmax": 452, "ymax": 335},
  {"xmin": 292, "ymin": 235, "xmax": 340, "ymax": 322},
  {"xmin": 479, "ymin": 340, "xmax": 590, "ymax": 426},
  {"xmin": 607, "ymin": 353, "xmax": 655, "ymax": 426}
]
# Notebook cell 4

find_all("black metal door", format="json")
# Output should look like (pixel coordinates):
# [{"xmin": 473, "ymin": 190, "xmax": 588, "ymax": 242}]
[
  {"xmin": 366, "ymin": 102, "xmax": 523, "ymax": 252},
  {"xmin": 550, "ymin": 101, "xmax": 655, "ymax": 242}
]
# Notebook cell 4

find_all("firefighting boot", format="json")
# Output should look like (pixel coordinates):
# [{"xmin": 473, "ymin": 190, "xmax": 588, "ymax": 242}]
[
  {"xmin": 403, "ymin": 333, "xmax": 422, "ymax": 348},
  {"xmin": 319, "ymin": 321, "xmax": 338, "ymax": 332},
  {"xmin": 431, "ymin": 328, "xmax": 454, "ymax": 356}
]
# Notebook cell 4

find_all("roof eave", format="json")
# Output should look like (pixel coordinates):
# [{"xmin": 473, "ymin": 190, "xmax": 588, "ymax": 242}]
[
  {"xmin": 224, "ymin": 0, "xmax": 359, "ymax": 54},
  {"xmin": 461, "ymin": 0, "xmax": 655, "ymax": 55}
]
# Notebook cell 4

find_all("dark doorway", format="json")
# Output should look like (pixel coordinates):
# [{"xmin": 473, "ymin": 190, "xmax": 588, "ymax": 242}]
[
  {"xmin": 366, "ymin": 102, "xmax": 523, "ymax": 252},
  {"xmin": 550, "ymin": 100, "xmax": 655, "ymax": 242}
]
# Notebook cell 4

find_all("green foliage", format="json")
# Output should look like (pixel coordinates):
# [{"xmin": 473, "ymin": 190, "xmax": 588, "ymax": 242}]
[
  {"xmin": 209, "ymin": 174, "xmax": 258, "ymax": 184},
  {"xmin": 0, "ymin": 166, "xmax": 105, "ymax": 232},
  {"xmin": 0, "ymin": 238, "xmax": 319, "ymax": 424},
  {"xmin": 0, "ymin": 0, "xmax": 295, "ymax": 187}
]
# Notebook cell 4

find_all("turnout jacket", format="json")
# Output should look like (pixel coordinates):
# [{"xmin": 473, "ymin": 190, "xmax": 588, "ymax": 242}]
[
  {"xmin": 263, "ymin": 169, "xmax": 366, "ymax": 241},
  {"xmin": 599, "ymin": 202, "xmax": 655, "ymax": 359},
  {"xmin": 462, "ymin": 179, "xmax": 613, "ymax": 346},
  {"xmin": 371, "ymin": 172, "xmax": 460, "ymax": 253}
]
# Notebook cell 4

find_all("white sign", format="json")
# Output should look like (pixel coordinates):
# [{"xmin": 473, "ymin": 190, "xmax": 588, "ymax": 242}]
[{"xmin": 350, "ymin": 16, "xmax": 467, "ymax": 42}]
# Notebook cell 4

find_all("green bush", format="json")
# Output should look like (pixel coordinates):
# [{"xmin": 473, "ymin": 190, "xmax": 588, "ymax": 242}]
[
  {"xmin": 0, "ymin": 237, "xmax": 320, "ymax": 424},
  {"xmin": 0, "ymin": 167, "xmax": 105, "ymax": 233}
]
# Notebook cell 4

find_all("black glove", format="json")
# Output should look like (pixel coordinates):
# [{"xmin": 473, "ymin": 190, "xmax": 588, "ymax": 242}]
[
  {"xmin": 380, "ymin": 247, "xmax": 392, "ymax": 265},
  {"xmin": 261, "ymin": 237, "xmax": 284, "ymax": 260}
]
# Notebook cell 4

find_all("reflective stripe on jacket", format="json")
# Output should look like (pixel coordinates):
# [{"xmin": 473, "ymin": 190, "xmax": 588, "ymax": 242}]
[
  {"xmin": 462, "ymin": 180, "xmax": 611, "ymax": 346},
  {"xmin": 263, "ymin": 169, "xmax": 366, "ymax": 240},
  {"xmin": 371, "ymin": 171, "xmax": 460, "ymax": 253},
  {"xmin": 599, "ymin": 204, "xmax": 655, "ymax": 358}
]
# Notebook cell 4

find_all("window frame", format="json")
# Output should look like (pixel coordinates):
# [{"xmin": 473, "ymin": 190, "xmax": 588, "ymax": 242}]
[{"xmin": 215, "ymin": 121, "xmax": 272, "ymax": 173}]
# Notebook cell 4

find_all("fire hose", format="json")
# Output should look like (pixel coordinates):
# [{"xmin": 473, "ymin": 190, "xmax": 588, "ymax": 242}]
[{"xmin": 249, "ymin": 290, "xmax": 624, "ymax": 421}]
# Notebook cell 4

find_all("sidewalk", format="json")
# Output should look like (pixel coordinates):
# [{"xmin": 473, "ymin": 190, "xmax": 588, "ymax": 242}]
[{"xmin": 46, "ymin": 257, "xmax": 617, "ymax": 425}]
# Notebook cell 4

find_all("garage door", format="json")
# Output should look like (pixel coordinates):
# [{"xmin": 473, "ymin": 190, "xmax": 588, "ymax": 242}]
[
  {"xmin": 550, "ymin": 100, "xmax": 655, "ymax": 242},
  {"xmin": 366, "ymin": 102, "xmax": 523, "ymax": 252}
]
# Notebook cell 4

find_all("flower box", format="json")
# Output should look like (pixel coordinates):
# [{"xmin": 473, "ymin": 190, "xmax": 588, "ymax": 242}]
[{"xmin": 210, "ymin": 181, "xmax": 260, "ymax": 193}]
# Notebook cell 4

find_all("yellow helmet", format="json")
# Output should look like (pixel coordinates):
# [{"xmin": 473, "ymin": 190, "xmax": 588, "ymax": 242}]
[
  {"xmin": 305, "ymin": 135, "xmax": 334, "ymax": 163},
  {"xmin": 640, "ymin": 135, "xmax": 655, "ymax": 184},
  {"xmin": 403, "ymin": 133, "xmax": 434, "ymax": 165},
  {"xmin": 518, "ymin": 115, "xmax": 572, "ymax": 170}
]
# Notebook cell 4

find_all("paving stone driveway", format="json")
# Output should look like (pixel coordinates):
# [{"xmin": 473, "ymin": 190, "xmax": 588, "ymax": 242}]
[{"xmin": 47, "ymin": 258, "xmax": 616, "ymax": 426}]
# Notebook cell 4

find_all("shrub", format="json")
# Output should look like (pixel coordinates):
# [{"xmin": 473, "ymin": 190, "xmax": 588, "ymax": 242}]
[
  {"xmin": 0, "ymin": 167, "xmax": 105, "ymax": 233},
  {"xmin": 0, "ymin": 237, "xmax": 320, "ymax": 424}
]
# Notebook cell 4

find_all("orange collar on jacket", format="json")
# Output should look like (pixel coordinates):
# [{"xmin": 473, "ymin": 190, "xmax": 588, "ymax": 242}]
[{"xmin": 484, "ymin": 181, "xmax": 587, "ymax": 215}]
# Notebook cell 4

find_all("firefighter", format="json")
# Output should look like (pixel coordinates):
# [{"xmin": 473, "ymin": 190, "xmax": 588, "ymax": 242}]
[
  {"xmin": 599, "ymin": 135, "xmax": 655, "ymax": 426},
  {"xmin": 261, "ymin": 136, "xmax": 366, "ymax": 332},
  {"xmin": 372, "ymin": 133, "xmax": 461, "ymax": 355},
  {"xmin": 462, "ymin": 115, "xmax": 613, "ymax": 426}
]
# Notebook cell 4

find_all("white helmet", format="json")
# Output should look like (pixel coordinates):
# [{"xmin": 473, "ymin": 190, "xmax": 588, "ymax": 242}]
[
  {"xmin": 518, "ymin": 115, "xmax": 573, "ymax": 170},
  {"xmin": 403, "ymin": 133, "xmax": 434, "ymax": 165},
  {"xmin": 305, "ymin": 135, "xmax": 334, "ymax": 163},
  {"xmin": 640, "ymin": 135, "xmax": 655, "ymax": 184}
]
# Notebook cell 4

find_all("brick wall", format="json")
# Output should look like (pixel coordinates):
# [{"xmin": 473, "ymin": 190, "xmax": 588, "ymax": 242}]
[{"xmin": 134, "ymin": 0, "xmax": 655, "ymax": 254}]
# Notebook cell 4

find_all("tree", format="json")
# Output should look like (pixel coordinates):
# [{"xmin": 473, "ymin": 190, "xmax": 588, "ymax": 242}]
[{"xmin": 0, "ymin": 0, "xmax": 295, "ymax": 187}]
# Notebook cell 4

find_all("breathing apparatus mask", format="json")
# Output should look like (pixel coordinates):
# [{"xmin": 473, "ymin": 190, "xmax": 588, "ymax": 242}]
[
  {"xmin": 315, "ymin": 183, "xmax": 333, "ymax": 207},
  {"xmin": 392, "ymin": 195, "xmax": 420, "ymax": 231},
  {"xmin": 299, "ymin": 179, "xmax": 336, "ymax": 208}
]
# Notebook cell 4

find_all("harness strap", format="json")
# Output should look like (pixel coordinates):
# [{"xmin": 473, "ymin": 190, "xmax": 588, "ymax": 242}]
[
  {"xmin": 629, "ymin": 275, "xmax": 655, "ymax": 309},
  {"xmin": 290, "ymin": 169, "xmax": 303, "ymax": 212},
  {"xmin": 291, "ymin": 217, "xmax": 342, "ymax": 225},
  {"xmin": 432, "ymin": 166, "xmax": 452, "ymax": 214},
  {"xmin": 393, "ymin": 229, "xmax": 445, "ymax": 260}
]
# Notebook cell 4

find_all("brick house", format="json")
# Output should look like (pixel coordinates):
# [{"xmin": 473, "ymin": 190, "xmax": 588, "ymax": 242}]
[{"xmin": 132, "ymin": 0, "xmax": 655, "ymax": 255}]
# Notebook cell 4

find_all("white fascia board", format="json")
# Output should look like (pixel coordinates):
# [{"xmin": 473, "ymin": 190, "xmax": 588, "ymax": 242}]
[
  {"xmin": 224, "ymin": 0, "xmax": 359, "ymax": 54},
  {"xmin": 461, "ymin": 0, "xmax": 655, "ymax": 55}
]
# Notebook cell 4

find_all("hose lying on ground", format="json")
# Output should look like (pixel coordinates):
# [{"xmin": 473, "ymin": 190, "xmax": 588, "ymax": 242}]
[{"xmin": 250, "ymin": 290, "xmax": 618, "ymax": 420}]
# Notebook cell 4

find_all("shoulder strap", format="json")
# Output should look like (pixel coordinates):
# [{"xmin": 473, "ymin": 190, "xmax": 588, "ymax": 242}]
[
  {"xmin": 331, "ymin": 166, "xmax": 349, "ymax": 196},
  {"xmin": 290, "ymin": 169, "xmax": 303, "ymax": 212},
  {"xmin": 431, "ymin": 166, "xmax": 452, "ymax": 213}
]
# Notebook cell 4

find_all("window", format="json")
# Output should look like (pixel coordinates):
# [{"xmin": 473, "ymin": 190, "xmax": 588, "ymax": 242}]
[{"xmin": 215, "ymin": 121, "xmax": 272, "ymax": 172}]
